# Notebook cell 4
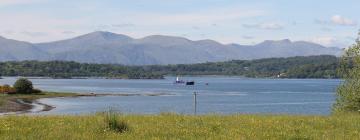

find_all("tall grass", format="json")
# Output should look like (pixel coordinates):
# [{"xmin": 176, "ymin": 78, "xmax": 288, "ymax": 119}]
[
  {"xmin": 0, "ymin": 114, "xmax": 359, "ymax": 139},
  {"xmin": 102, "ymin": 109, "xmax": 129, "ymax": 133}
]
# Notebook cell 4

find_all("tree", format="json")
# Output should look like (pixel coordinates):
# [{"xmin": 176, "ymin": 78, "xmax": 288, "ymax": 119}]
[
  {"xmin": 333, "ymin": 32, "xmax": 360, "ymax": 113},
  {"xmin": 13, "ymin": 78, "xmax": 33, "ymax": 94}
]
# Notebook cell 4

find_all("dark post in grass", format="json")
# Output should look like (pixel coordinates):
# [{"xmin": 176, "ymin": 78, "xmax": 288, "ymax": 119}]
[{"xmin": 193, "ymin": 92, "xmax": 197, "ymax": 115}]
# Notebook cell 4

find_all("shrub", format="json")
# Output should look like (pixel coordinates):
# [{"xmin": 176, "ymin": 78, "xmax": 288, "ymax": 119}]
[
  {"xmin": 13, "ymin": 78, "xmax": 34, "ymax": 94},
  {"xmin": 333, "ymin": 32, "xmax": 360, "ymax": 113},
  {"xmin": 103, "ymin": 109, "xmax": 129, "ymax": 133}
]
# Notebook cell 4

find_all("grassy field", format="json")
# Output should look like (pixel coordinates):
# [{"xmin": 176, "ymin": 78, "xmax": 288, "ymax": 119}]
[{"xmin": 0, "ymin": 113, "xmax": 359, "ymax": 140}]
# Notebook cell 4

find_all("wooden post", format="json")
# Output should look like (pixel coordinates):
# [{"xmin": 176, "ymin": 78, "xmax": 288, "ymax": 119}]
[{"xmin": 193, "ymin": 92, "xmax": 197, "ymax": 115}]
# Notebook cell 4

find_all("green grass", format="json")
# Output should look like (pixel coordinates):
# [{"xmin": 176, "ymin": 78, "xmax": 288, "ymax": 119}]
[{"xmin": 0, "ymin": 113, "xmax": 359, "ymax": 140}]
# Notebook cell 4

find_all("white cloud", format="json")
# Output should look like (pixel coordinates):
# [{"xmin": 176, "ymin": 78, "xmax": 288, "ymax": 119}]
[
  {"xmin": 259, "ymin": 23, "xmax": 284, "ymax": 30},
  {"xmin": 242, "ymin": 36, "xmax": 254, "ymax": 39},
  {"xmin": 310, "ymin": 36, "xmax": 347, "ymax": 47},
  {"xmin": 0, "ymin": 0, "xmax": 45, "ymax": 6},
  {"xmin": 321, "ymin": 27, "xmax": 332, "ymax": 32},
  {"xmin": 331, "ymin": 15, "xmax": 357, "ymax": 26},
  {"xmin": 0, "ymin": 4, "xmax": 268, "ymax": 43},
  {"xmin": 315, "ymin": 15, "xmax": 357, "ymax": 26},
  {"xmin": 21, "ymin": 31, "xmax": 48, "ymax": 37},
  {"xmin": 62, "ymin": 31, "xmax": 76, "ymax": 34},
  {"xmin": 112, "ymin": 24, "xmax": 135, "ymax": 28},
  {"xmin": 243, "ymin": 22, "xmax": 284, "ymax": 30},
  {"xmin": 117, "ymin": 6, "xmax": 266, "ymax": 26},
  {"xmin": 0, "ymin": 12, "xmax": 87, "ymax": 42},
  {"xmin": 311, "ymin": 37, "xmax": 337, "ymax": 46},
  {"xmin": 314, "ymin": 19, "xmax": 329, "ymax": 25}
]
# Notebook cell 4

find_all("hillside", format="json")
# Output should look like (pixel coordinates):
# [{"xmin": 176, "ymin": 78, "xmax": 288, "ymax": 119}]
[{"xmin": 0, "ymin": 31, "xmax": 343, "ymax": 65}]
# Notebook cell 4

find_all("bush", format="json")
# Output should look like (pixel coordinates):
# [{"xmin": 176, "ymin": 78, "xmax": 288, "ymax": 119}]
[
  {"xmin": 13, "ymin": 78, "xmax": 34, "ymax": 94},
  {"xmin": 333, "ymin": 32, "xmax": 360, "ymax": 113},
  {"xmin": 103, "ymin": 110, "xmax": 129, "ymax": 133}
]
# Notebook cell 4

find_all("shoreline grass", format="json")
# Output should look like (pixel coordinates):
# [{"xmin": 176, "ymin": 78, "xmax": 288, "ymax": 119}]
[{"xmin": 0, "ymin": 113, "xmax": 359, "ymax": 139}]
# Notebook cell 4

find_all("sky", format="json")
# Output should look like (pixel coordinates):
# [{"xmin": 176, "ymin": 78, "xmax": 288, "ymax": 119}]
[{"xmin": 0, "ymin": 0, "xmax": 359, "ymax": 48}]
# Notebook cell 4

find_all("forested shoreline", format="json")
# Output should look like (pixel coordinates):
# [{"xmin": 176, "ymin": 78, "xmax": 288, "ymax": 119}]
[{"xmin": 0, "ymin": 55, "xmax": 340, "ymax": 79}]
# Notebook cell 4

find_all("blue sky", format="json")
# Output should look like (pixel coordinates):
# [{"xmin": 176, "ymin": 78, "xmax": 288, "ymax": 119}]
[{"xmin": 0, "ymin": 0, "xmax": 359, "ymax": 47}]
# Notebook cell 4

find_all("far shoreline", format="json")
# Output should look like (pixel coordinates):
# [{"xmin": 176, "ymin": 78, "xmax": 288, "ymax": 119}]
[{"xmin": 0, "ymin": 75, "xmax": 342, "ymax": 80}]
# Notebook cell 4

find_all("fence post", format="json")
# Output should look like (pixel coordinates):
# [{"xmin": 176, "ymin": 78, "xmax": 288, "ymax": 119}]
[{"xmin": 193, "ymin": 92, "xmax": 197, "ymax": 115}]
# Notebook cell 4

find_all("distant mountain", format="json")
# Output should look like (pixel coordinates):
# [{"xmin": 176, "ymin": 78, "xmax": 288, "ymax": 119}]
[
  {"xmin": 0, "ymin": 36, "xmax": 49, "ymax": 61},
  {"xmin": 0, "ymin": 31, "xmax": 344, "ymax": 65}
]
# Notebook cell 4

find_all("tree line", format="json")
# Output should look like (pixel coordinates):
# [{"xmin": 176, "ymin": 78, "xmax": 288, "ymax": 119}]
[
  {"xmin": 143, "ymin": 55, "xmax": 340, "ymax": 78},
  {"xmin": 0, "ymin": 55, "xmax": 341, "ymax": 79},
  {"xmin": 0, "ymin": 61, "xmax": 164, "ymax": 79}
]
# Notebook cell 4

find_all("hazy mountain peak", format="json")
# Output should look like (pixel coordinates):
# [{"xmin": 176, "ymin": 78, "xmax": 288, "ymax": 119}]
[
  {"xmin": 139, "ymin": 35, "xmax": 192, "ymax": 46},
  {"xmin": 262, "ymin": 39, "xmax": 291, "ymax": 44},
  {"xmin": 142, "ymin": 35, "xmax": 190, "ymax": 41},
  {"xmin": 196, "ymin": 39, "xmax": 223, "ymax": 46},
  {"xmin": 293, "ymin": 40, "xmax": 321, "ymax": 45},
  {"xmin": 0, "ymin": 32, "xmax": 343, "ymax": 65},
  {"xmin": 257, "ymin": 39, "xmax": 297, "ymax": 47},
  {"xmin": 77, "ymin": 31, "xmax": 133, "ymax": 41}
]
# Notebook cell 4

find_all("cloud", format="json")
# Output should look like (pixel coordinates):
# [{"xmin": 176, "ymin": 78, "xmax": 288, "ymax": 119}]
[
  {"xmin": 321, "ymin": 27, "xmax": 332, "ymax": 32},
  {"xmin": 123, "ymin": 6, "xmax": 266, "ymax": 26},
  {"xmin": 0, "ymin": 0, "xmax": 45, "ymax": 6},
  {"xmin": 242, "ymin": 36, "xmax": 254, "ymax": 39},
  {"xmin": 314, "ymin": 19, "xmax": 329, "ymax": 25},
  {"xmin": 93, "ymin": 24, "xmax": 135, "ymax": 31},
  {"xmin": 1, "ymin": 30, "xmax": 15, "ymax": 35},
  {"xmin": 21, "ymin": 31, "xmax": 48, "ymax": 37},
  {"xmin": 310, "ymin": 36, "xmax": 345, "ymax": 47},
  {"xmin": 331, "ymin": 15, "xmax": 357, "ymax": 26},
  {"xmin": 192, "ymin": 26, "xmax": 200, "ymax": 30},
  {"xmin": 260, "ymin": 23, "xmax": 284, "ymax": 30},
  {"xmin": 243, "ymin": 22, "xmax": 284, "ymax": 30},
  {"xmin": 62, "ymin": 31, "xmax": 76, "ymax": 34},
  {"xmin": 0, "ymin": 2, "xmax": 267, "ymax": 43},
  {"xmin": 112, "ymin": 24, "xmax": 135, "ymax": 28},
  {"xmin": 315, "ymin": 15, "xmax": 357, "ymax": 26}
]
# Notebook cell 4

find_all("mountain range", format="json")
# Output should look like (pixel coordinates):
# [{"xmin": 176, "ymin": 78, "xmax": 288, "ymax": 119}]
[{"xmin": 0, "ymin": 31, "xmax": 343, "ymax": 65}]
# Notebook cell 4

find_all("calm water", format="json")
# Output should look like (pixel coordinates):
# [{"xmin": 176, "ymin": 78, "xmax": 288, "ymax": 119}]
[{"xmin": 0, "ymin": 76, "xmax": 341, "ymax": 115}]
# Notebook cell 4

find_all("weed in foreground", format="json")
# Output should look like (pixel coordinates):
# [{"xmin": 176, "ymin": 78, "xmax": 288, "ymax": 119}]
[{"xmin": 103, "ymin": 109, "xmax": 129, "ymax": 133}]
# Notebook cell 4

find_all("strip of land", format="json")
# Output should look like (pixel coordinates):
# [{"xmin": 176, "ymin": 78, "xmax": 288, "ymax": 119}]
[
  {"xmin": 0, "ymin": 92, "xmax": 78, "ymax": 114},
  {"xmin": 0, "ymin": 92, "xmax": 175, "ymax": 114}
]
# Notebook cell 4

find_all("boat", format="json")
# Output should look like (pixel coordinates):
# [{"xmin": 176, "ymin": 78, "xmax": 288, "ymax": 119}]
[
  {"xmin": 174, "ymin": 76, "xmax": 185, "ymax": 84},
  {"xmin": 186, "ymin": 81, "xmax": 195, "ymax": 85},
  {"xmin": 174, "ymin": 76, "xmax": 195, "ymax": 85}
]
